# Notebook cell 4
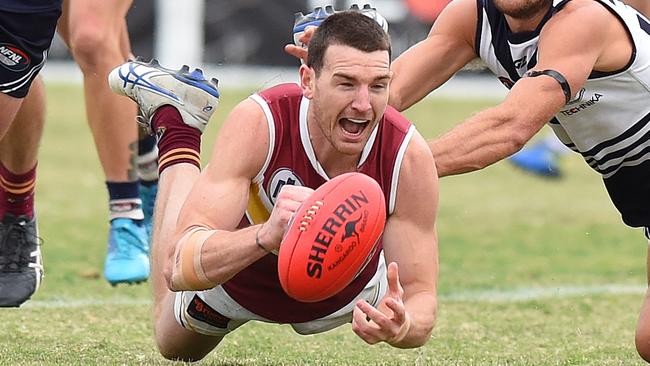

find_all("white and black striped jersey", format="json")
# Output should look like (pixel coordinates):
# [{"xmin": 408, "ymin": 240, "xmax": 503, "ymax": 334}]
[{"xmin": 475, "ymin": 0, "xmax": 650, "ymax": 227}]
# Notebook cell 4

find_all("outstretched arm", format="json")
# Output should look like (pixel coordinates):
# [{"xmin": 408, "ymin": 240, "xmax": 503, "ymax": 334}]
[
  {"xmin": 352, "ymin": 131, "xmax": 439, "ymax": 348},
  {"xmin": 429, "ymin": 1, "xmax": 630, "ymax": 177}
]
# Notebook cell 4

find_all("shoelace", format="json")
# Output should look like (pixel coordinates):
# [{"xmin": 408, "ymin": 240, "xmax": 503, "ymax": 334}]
[{"xmin": 0, "ymin": 219, "xmax": 37, "ymax": 271}]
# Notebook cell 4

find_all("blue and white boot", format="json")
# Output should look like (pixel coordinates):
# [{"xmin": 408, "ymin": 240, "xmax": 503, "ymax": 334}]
[{"xmin": 104, "ymin": 217, "xmax": 150, "ymax": 286}]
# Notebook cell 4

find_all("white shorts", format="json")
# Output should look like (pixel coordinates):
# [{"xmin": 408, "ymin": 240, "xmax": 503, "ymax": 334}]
[{"xmin": 173, "ymin": 252, "xmax": 387, "ymax": 337}]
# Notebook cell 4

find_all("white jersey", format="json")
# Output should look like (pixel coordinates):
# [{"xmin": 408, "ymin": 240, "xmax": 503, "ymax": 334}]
[{"xmin": 475, "ymin": 0, "xmax": 650, "ymax": 227}]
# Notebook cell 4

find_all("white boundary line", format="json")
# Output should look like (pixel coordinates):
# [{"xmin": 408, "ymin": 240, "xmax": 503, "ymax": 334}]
[
  {"xmin": 19, "ymin": 284, "xmax": 646, "ymax": 309},
  {"xmin": 441, "ymin": 284, "xmax": 646, "ymax": 303},
  {"xmin": 22, "ymin": 298, "xmax": 150, "ymax": 309}
]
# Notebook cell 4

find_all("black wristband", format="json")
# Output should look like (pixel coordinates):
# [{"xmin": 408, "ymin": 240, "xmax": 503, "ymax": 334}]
[
  {"xmin": 524, "ymin": 69, "xmax": 572, "ymax": 104},
  {"xmin": 255, "ymin": 227, "xmax": 270, "ymax": 253}
]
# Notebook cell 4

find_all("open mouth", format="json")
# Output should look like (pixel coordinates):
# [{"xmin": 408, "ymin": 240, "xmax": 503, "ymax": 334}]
[{"xmin": 339, "ymin": 118, "xmax": 369, "ymax": 136}]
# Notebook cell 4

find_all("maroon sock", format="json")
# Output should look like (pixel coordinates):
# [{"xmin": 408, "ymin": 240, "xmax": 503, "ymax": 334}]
[
  {"xmin": 152, "ymin": 105, "xmax": 202, "ymax": 174},
  {"xmin": 0, "ymin": 162, "xmax": 36, "ymax": 219}
]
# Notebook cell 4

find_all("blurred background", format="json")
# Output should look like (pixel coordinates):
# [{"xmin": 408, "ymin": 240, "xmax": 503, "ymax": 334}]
[
  {"xmin": 43, "ymin": 0, "xmax": 502, "ymax": 96},
  {"xmin": 48, "ymin": 0, "xmax": 443, "ymax": 67},
  {"xmin": 5, "ymin": 2, "xmax": 647, "ymax": 364}
]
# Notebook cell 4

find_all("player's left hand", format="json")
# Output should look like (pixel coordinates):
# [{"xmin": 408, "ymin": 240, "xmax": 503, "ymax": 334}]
[{"xmin": 351, "ymin": 262, "xmax": 411, "ymax": 345}]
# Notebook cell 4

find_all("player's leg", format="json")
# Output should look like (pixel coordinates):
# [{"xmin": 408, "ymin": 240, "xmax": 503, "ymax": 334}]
[
  {"xmin": 0, "ymin": 95, "xmax": 21, "ymax": 139},
  {"xmin": 0, "ymin": 4, "xmax": 60, "ymax": 307},
  {"xmin": 64, "ymin": 0, "xmax": 139, "ymax": 184},
  {"xmin": 0, "ymin": 78, "xmax": 46, "ymax": 307},
  {"xmin": 136, "ymin": 121, "xmax": 158, "ymax": 240},
  {"xmin": 59, "ymin": 0, "xmax": 149, "ymax": 285},
  {"xmin": 0, "ymin": 4, "xmax": 59, "ymax": 138},
  {"xmin": 109, "ymin": 59, "xmax": 222, "ymax": 360},
  {"xmin": 151, "ymin": 164, "xmax": 224, "ymax": 361},
  {"xmin": 635, "ymin": 242, "xmax": 650, "ymax": 361},
  {"xmin": 113, "ymin": 15, "xmax": 160, "ymax": 240}
]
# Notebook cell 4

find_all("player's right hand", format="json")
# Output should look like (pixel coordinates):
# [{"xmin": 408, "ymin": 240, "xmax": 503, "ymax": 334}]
[
  {"xmin": 261, "ymin": 185, "xmax": 314, "ymax": 250},
  {"xmin": 284, "ymin": 25, "xmax": 317, "ymax": 64}
]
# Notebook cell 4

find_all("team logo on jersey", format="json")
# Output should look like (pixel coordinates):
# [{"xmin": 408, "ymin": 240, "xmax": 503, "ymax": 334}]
[
  {"xmin": 267, "ymin": 168, "xmax": 304, "ymax": 204},
  {"xmin": 567, "ymin": 88, "xmax": 586, "ymax": 105},
  {"xmin": 513, "ymin": 55, "xmax": 528, "ymax": 69},
  {"xmin": 0, "ymin": 44, "xmax": 30, "ymax": 72},
  {"xmin": 560, "ymin": 90, "xmax": 603, "ymax": 116}
]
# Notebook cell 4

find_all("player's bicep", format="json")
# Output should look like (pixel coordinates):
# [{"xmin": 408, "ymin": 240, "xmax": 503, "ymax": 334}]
[
  {"xmin": 177, "ymin": 98, "xmax": 270, "ymax": 232},
  {"xmin": 533, "ymin": 4, "xmax": 613, "ymax": 102},
  {"xmin": 382, "ymin": 132, "xmax": 439, "ymax": 293}
]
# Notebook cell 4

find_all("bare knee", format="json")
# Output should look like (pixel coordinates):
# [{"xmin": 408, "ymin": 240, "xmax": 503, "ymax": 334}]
[
  {"xmin": 156, "ymin": 339, "xmax": 208, "ymax": 362},
  {"xmin": 153, "ymin": 314, "xmax": 220, "ymax": 362},
  {"xmin": 69, "ymin": 26, "xmax": 121, "ymax": 72},
  {"xmin": 153, "ymin": 322, "xmax": 209, "ymax": 362}
]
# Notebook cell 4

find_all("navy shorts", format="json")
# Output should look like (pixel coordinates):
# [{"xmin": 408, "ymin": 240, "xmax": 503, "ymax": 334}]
[{"xmin": 0, "ymin": 7, "xmax": 61, "ymax": 98}]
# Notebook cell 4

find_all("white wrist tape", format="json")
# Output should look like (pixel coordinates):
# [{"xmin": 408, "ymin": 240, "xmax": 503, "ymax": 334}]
[{"xmin": 170, "ymin": 226, "xmax": 217, "ymax": 291}]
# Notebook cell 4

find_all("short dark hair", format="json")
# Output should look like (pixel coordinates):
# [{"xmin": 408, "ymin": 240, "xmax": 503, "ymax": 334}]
[{"xmin": 307, "ymin": 11, "xmax": 391, "ymax": 75}]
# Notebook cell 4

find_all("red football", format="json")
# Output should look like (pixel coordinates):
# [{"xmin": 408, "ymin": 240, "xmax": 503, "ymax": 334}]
[{"xmin": 278, "ymin": 172, "xmax": 386, "ymax": 303}]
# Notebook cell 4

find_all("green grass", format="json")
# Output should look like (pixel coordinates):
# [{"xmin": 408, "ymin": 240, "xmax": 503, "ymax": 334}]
[{"xmin": 0, "ymin": 84, "xmax": 646, "ymax": 365}]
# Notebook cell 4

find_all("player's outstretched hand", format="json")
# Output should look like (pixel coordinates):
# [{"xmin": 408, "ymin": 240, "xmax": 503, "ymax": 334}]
[
  {"xmin": 351, "ymin": 262, "xmax": 411, "ymax": 346},
  {"xmin": 260, "ymin": 185, "xmax": 314, "ymax": 250},
  {"xmin": 284, "ymin": 26, "xmax": 318, "ymax": 64}
]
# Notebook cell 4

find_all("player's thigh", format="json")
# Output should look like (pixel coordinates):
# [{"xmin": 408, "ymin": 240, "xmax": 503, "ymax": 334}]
[
  {"xmin": 66, "ymin": 0, "xmax": 132, "ymax": 40},
  {"xmin": 155, "ymin": 292, "xmax": 225, "ymax": 362},
  {"xmin": 0, "ymin": 92, "xmax": 22, "ymax": 133},
  {"xmin": 173, "ymin": 286, "xmax": 257, "ymax": 337},
  {"xmin": 635, "ymin": 238, "xmax": 650, "ymax": 361},
  {"xmin": 0, "ymin": 9, "xmax": 59, "ymax": 99}
]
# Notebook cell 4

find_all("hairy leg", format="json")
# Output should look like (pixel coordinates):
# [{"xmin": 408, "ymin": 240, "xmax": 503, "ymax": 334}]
[
  {"xmin": 59, "ymin": 0, "xmax": 138, "ymax": 182},
  {"xmin": 635, "ymin": 245, "xmax": 650, "ymax": 362}
]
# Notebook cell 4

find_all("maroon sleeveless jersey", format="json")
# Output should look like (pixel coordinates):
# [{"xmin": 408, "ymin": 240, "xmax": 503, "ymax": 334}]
[{"xmin": 222, "ymin": 83, "xmax": 415, "ymax": 323}]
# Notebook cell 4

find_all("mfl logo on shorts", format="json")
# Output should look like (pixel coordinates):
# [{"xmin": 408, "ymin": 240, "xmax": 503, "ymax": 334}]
[{"xmin": 0, "ymin": 44, "xmax": 30, "ymax": 72}]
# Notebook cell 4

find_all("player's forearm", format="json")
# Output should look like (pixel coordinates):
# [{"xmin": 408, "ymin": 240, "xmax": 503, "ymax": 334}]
[
  {"xmin": 200, "ymin": 224, "xmax": 273, "ymax": 284},
  {"xmin": 389, "ymin": 292, "xmax": 437, "ymax": 348},
  {"xmin": 429, "ymin": 107, "xmax": 532, "ymax": 177},
  {"xmin": 166, "ymin": 224, "xmax": 270, "ymax": 291}
]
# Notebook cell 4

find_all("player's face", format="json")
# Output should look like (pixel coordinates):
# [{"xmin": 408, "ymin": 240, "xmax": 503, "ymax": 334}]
[
  {"xmin": 306, "ymin": 44, "xmax": 391, "ymax": 156},
  {"xmin": 493, "ymin": 0, "xmax": 551, "ymax": 19}
]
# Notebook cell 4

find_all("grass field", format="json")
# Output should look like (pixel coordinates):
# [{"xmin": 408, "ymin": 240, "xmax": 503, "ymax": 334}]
[{"xmin": 1, "ymin": 82, "xmax": 647, "ymax": 365}]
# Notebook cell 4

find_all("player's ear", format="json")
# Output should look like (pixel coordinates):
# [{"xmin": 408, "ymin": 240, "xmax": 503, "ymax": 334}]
[{"xmin": 299, "ymin": 64, "xmax": 315, "ymax": 99}]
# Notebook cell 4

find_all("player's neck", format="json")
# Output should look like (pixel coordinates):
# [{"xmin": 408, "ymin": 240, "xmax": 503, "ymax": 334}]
[
  {"xmin": 312, "ymin": 140, "xmax": 360, "ymax": 178},
  {"xmin": 505, "ymin": 5, "xmax": 551, "ymax": 33}
]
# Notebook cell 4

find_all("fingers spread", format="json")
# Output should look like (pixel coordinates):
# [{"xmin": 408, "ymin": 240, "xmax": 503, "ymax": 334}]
[
  {"xmin": 384, "ymin": 297, "xmax": 406, "ymax": 325},
  {"xmin": 386, "ymin": 262, "xmax": 404, "ymax": 297},
  {"xmin": 352, "ymin": 301, "xmax": 380, "ymax": 344}
]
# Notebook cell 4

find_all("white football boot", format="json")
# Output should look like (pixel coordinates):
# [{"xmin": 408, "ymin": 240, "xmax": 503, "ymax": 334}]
[
  {"xmin": 108, "ymin": 59, "xmax": 220, "ymax": 134},
  {"xmin": 293, "ymin": 4, "xmax": 389, "ymax": 48}
]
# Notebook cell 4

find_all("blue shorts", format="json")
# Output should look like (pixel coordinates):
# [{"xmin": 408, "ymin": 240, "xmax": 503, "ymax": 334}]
[{"xmin": 0, "ymin": 6, "xmax": 61, "ymax": 98}]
